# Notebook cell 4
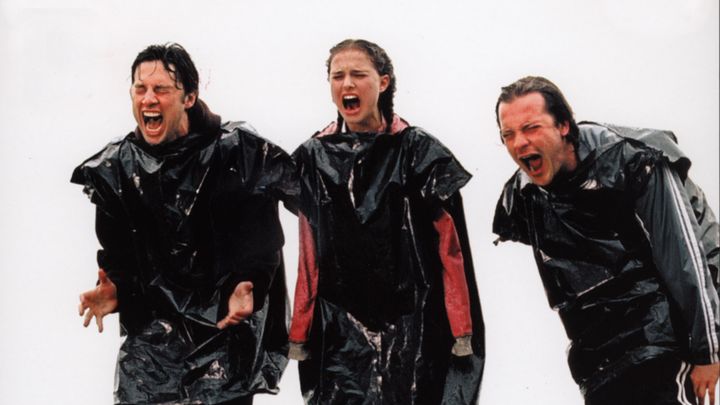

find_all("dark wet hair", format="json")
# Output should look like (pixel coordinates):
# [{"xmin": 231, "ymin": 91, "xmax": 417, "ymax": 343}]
[
  {"xmin": 495, "ymin": 76, "xmax": 579, "ymax": 146},
  {"xmin": 326, "ymin": 39, "xmax": 396, "ymax": 133},
  {"xmin": 131, "ymin": 43, "xmax": 199, "ymax": 97}
]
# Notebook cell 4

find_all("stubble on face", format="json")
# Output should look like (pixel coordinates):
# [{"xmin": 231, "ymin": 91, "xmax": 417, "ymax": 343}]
[
  {"xmin": 498, "ymin": 92, "xmax": 576, "ymax": 186},
  {"xmin": 130, "ymin": 61, "xmax": 195, "ymax": 145}
]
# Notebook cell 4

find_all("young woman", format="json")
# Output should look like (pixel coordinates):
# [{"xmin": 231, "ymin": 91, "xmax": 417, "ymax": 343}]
[{"xmin": 288, "ymin": 39, "xmax": 484, "ymax": 405}]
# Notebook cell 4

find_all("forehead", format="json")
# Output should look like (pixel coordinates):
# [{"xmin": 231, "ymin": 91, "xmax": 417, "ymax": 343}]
[
  {"xmin": 329, "ymin": 48, "xmax": 375, "ymax": 71},
  {"xmin": 133, "ymin": 60, "xmax": 178, "ymax": 84},
  {"xmin": 499, "ymin": 92, "xmax": 549, "ymax": 124}
]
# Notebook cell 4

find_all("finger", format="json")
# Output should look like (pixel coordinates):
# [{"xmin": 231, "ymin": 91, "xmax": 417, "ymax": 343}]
[
  {"xmin": 78, "ymin": 298, "xmax": 87, "ymax": 316},
  {"xmin": 710, "ymin": 387, "xmax": 715, "ymax": 405},
  {"xmin": 217, "ymin": 314, "xmax": 231, "ymax": 329},
  {"xmin": 96, "ymin": 313, "xmax": 104, "ymax": 333},
  {"xmin": 695, "ymin": 385, "xmax": 705, "ymax": 404},
  {"xmin": 218, "ymin": 314, "xmax": 241, "ymax": 329},
  {"xmin": 83, "ymin": 310, "xmax": 94, "ymax": 328}
]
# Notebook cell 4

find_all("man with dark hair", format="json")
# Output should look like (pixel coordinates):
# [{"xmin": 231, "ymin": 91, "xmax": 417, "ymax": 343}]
[
  {"xmin": 72, "ymin": 43, "xmax": 296, "ymax": 405},
  {"xmin": 492, "ymin": 76, "xmax": 720, "ymax": 404}
]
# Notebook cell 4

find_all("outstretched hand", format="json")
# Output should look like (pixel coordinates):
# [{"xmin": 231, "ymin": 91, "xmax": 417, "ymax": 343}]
[
  {"xmin": 691, "ymin": 363, "xmax": 719, "ymax": 405},
  {"xmin": 217, "ymin": 281, "xmax": 254, "ymax": 329},
  {"xmin": 78, "ymin": 269, "xmax": 118, "ymax": 333}
]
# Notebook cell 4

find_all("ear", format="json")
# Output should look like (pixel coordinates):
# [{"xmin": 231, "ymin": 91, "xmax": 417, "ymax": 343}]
[
  {"xmin": 558, "ymin": 121, "xmax": 570, "ymax": 137},
  {"xmin": 184, "ymin": 92, "xmax": 198, "ymax": 109},
  {"xmin": 379, "ymin": 75, "xmax": 390, "ymax": 93}
]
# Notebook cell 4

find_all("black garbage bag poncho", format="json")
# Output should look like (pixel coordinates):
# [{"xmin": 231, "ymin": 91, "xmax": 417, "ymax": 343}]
[
  {"xmin": 585, "ymin": 121, "xmax": 720, "ymax": 287},
  {"xmin": 71, "ymin": 102, "xmax": 297, "ymax": 404},
  {"xmin": 493, "ymin": 122, "xmax": 720, "ymax": 395},
  {"xmin": 288, "ymin": 118, "xmax": 485, "ymax": 405}
]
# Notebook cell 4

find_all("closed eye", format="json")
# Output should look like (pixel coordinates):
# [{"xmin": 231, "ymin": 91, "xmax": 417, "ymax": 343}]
[{"xmin": 154, "ymin": 86, "xmax": 172, "ymax": 94}]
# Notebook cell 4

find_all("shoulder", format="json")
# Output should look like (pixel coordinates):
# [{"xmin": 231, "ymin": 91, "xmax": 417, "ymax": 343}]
[
  {"xmin": 292, "ymin": 122, "xmax": 340, "ymax": 158},
  {"xmin": 70, "ymin": 132, "xmax": 138, "ymax": 205},
  {"xmin": 398, "ymin": 126, "xmax": 463, "ymax": 164},
  {"xmin": 579, "ymin": 121, "xmax": 689, "ymax": 178},
  {"xmin": 219, "ymin": 121, "xmax": 262, "ymax": 144},
  {"xmin": 71, "ymin": 133, "xmax": 134, "ymax": 183},
  {"xmin": 218, "ymin": 121, "xmax": 290, "ymax": 158},
  {"xmin": 577, "ymin": 123, "xmax": 660, "ymax": 164},
  {"xmin": 499, "ymin": 170, "xmax": 525, "ymax": 198}
]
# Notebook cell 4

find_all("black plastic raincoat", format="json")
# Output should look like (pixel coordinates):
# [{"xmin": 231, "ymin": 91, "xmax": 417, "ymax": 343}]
[
  {"xmin": 290, "ymin": 119, "xmax": 484, "ymax": 405},
  {"xmin": 493, "ymin": 122, "xmax": 720, "ymax": 395},
  {"xmin": 71, "ymin": 101, "xmax": 297, "ymax": 404}
]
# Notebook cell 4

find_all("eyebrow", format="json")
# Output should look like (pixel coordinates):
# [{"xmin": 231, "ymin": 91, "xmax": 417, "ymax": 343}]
[
  {"xmin": 132, "ymin": 82, "xmax": 173, "ymax": 90},
  {"xmin": 331, "ymin": 68, "xmax": 369, "ymax": 75},
  {"xmin": 520, "ymin": 121, "xmax": 541, "ymax": 129}
]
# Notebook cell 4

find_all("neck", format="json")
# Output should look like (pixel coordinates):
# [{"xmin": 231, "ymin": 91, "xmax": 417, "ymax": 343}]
[
  {"xmin": 346, "ymin": 111, "xmax": 384, "ymax": 133},
  {"xmin": 564, "ymin": 143, "xmax": 578, "ymax": 173}
]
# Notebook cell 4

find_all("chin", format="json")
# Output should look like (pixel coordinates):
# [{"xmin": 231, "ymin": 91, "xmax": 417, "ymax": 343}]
[{"xmin": 141, "ymin": 134, "xmax": 165, "ymax": 145}]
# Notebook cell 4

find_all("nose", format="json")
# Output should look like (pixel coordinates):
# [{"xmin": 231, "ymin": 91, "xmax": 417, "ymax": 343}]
[
  {"xmin": 141, "ymin": 89, "xmax": 158, "ymax": 105},
  {"xmin": 342, "ymin": 75, "xmax": 355, "ymax": 89},
  {"xmin": 511, "ymin": 132, "xmax": 531, "ymax": 154}
]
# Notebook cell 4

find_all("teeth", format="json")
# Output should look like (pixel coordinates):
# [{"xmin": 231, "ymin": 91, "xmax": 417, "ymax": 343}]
[
  {"xmin": 342, "ymin": 95, "xmax": 360, "ymax": 109},
  {"xmin": 142, "ymin": 111, "xmax": 162, "ymax": 125}
]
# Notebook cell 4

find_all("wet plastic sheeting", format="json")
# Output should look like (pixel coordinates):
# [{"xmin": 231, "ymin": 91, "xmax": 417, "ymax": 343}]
[
  {"xmin": 72, "ymin": 118, "xmax": 296, "ymax": 404},
  {"xmin": 493, "ymin": 122, "xmax": 720, "ymax": 394},
  {"xmin": 589, "ymin": 121, "xmax": 719, "ymax": 286},
  {"xmin": 294, "ymin": 128, "xmax": 485, "ymax": 405}
]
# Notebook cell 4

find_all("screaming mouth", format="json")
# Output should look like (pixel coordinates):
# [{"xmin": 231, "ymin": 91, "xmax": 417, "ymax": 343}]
[{"xmin": 342, "ymin": 95, "xmax": 360, "ymax": 110}]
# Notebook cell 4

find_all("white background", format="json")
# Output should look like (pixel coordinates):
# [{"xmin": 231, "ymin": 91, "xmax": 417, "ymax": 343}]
[{"xmin": 0, "ymin": 0, "xmax": 718, "ymax": 404}]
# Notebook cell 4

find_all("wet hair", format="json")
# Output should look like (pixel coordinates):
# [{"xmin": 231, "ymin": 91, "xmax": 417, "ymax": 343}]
[
  {"xmin": 326, "ymin": 39, "xmax": 396, "ymax": 133},
  {"xmin": 495, "ymin": 76, "xmax": 579, "ymax": 146},
  {"xmin": 131, "ymin": 43, "xmax": 199, "ymax": 97}
]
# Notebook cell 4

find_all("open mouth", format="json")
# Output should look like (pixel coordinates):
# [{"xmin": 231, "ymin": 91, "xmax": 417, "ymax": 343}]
[
  {"xmin": 520, "ymin": 154, "xmax": 543, "ymax": 173},
  {"xmin": 142, "ymin": 111, "xmax": 163, "ymax": 131},
  {"xmin": 342, "ymin": 95, "xmax": 360, "ymax": 110}
]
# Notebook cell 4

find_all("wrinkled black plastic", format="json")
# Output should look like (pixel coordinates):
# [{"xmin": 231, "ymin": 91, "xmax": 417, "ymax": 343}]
[
  {"xmin": 493, "ymin": 122, "xmax": 720, "ymax": 395},
  {"xmin": 588, "ymin": 121, "xmax": 719, "ymax": 287},
  {"xmin": 72, "ymin": 119, "xmax": 297, "ymax": 404},
  {"xmin": 294, "ymin": 127, "xmax": 484, "ymax": 405}
]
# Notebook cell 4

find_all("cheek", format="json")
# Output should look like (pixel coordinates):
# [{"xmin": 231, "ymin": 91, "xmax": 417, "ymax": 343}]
[
  {"xmin": 330, "ymin": 85, "xmax": 341, "ymax": 102},
  {"xmin": 503, "ymin": 140, "xmax": 514, "ymax": 154}
]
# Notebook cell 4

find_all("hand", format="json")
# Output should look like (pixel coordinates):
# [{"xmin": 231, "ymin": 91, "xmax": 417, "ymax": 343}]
[
  {"xmin": 217, "ymin": 281, "xmax": 254, "ymax": 329},
  {"xmin": 690, "ymin": 363, "xmax": 719, "ymax": 404},
  {"xmin": 78, "ymin": 269, "xmax": 118, "ymax": 333}
]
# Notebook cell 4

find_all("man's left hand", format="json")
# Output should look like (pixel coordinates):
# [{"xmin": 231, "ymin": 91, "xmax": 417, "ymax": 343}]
[
  {"xmin": 690, "ymin": 362, "xmax": 719, "ymax": 404},
  {"xmin": 217, "ymin": 281, "xmax": 254, "ymax": 329}
]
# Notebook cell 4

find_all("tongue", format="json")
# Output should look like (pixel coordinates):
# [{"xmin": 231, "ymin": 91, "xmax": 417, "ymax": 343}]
[
  {"xmin": 146, "ymin": 118, "xmax": 162, "ymax": 131},
  {"xmin": 528, "ymin": 156, "xmax": 542, "ymax": 172}
]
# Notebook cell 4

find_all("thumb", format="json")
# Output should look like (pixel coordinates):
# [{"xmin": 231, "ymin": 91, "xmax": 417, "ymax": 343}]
[{"xmin": 98, "ymin": 268, "xmax": 109, "ymax": 284}]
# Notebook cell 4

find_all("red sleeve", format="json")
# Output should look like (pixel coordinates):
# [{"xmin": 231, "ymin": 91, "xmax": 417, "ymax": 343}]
[
  {"xmin": 434, "ymin": 209, "xmax": 473, "ymax": 338},
  {"xmin": 289, "ymin": 213, "xmax": 320, "ymax": 343}
]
